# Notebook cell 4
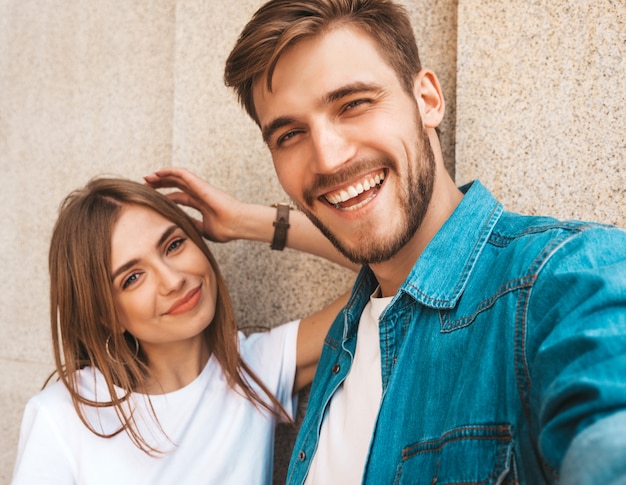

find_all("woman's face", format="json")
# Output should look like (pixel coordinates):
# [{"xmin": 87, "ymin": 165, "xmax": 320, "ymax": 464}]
[{"xmin": 109, "ymin": 205, "xmax": 217, "ymax": 352}]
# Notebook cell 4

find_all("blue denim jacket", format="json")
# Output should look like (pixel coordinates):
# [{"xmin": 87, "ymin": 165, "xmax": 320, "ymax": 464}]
[{"xmin": 287, "ymin": 181, "xmax": 626, "ymax": 484}]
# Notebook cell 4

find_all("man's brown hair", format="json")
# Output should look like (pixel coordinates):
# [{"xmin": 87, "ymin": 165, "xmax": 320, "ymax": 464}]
[{"xmin": 224, "ymin": 0, "xmax": 422, "ymax": 125}]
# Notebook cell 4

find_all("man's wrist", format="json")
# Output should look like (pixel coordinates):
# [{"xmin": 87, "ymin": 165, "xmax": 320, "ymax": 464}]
[{"xmin": 270, "ymin": 203, "xmax": 292, "ymax": 250}]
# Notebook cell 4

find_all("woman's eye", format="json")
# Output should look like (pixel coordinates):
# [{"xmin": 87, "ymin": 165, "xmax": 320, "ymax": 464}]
[
  {"xmin": 122, "ymin": 273, "xmax": 139, "ymax": 289},
  {"xmin": 166, "ymin": 238, "xmax": 185, "ymax": 254}
]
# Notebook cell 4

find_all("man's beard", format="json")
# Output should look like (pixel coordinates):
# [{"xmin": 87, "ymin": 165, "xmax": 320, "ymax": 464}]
[{"xmin": 298, "ymin": 124, "xmax": 436, "ymax": 265}]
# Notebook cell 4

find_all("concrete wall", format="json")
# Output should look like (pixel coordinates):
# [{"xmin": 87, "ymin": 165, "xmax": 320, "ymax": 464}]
[
  {"xmin": 455, "ymin": 1, "xmax": 625, "ymax": 225},
  {"xmin": 0, "ymin": 1, "xmax": 623, "ymax": 483}
]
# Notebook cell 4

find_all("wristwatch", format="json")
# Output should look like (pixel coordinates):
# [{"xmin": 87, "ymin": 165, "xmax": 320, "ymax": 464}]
[{"xmin": 270, "ymin": 203, "xmax": 291, "ymax": 250}]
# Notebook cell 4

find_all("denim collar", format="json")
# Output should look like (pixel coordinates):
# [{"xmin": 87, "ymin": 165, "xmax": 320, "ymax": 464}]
[{"xmin": 349, "ymin": 180, "xmax": 503, "ymax": 317}]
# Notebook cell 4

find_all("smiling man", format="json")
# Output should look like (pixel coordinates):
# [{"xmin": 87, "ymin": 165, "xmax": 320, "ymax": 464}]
[
  {"xmin": 251, "ymin": 25, "xmax": 458, "ymax": 283},
  {"xmin": 150, "ymin": 0, "xmax": 626, "ymax": 483},
  {"xmin": 221, "ymin": 1, "xmax": 626, "ymax": 484}
]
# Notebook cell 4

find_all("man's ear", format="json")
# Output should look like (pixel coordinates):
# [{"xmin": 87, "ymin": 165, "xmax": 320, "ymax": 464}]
[{"xmin": 413, "ymin": 69, "xmax": 445, "ymax": 128}]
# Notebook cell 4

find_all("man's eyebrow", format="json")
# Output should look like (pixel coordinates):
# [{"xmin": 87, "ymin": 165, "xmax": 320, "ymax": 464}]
[
  {"xmin": 262, "ymin": 117, "xmax": 297, "ymax": 144},
  {"xmin": 261, "ymin": 82, "xmax": 383, "ymax": 144},
  {"xmin": 322, "ymin": 82, "xmax": 383, "ymax": 105},
  {"xmin": 110, "ymin": 224, "xmax": 179, "ymax": 282}
]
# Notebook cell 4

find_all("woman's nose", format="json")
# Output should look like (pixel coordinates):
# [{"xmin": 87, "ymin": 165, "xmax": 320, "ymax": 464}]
[{"xmin": 157, "ymin": 263, "xmax": 185, "ymax": 295}]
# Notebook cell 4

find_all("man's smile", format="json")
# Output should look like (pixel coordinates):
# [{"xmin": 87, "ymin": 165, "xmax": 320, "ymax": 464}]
[{"xmin": 321, "ymin": 169, "xmax": 386, "ymax": 211}]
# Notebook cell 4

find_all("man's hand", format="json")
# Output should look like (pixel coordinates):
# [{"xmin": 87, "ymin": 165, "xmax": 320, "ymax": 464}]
[{"xmin": 144, "ymin": 167, "xmax": 248, "ymax": 243}]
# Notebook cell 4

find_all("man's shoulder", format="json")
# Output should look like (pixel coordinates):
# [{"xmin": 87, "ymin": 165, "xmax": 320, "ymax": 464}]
[
  {"xmin": 491, "ymin": 211, "xmax": 623, "ymax": 250},
  {"xmin": 489, "ymin": 211, "xmax": 626, "ymax": 275}
]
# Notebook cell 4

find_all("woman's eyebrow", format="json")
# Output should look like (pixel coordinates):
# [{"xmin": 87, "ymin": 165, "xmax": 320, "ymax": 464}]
[
  {"xmin": 157, "ymin": 224, "xmax": 179, "ymax": 248},
  {"xmin": 111, "ymin": 224, "xmax": 179, "ymax": 281}
]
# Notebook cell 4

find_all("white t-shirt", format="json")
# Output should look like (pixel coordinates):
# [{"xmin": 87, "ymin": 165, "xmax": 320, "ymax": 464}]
[
  {"xmin": 11, "ymin": 320, "xmax": 299, "ymax": 485},
  {"xmin": 305, "ymin": 291, "xmax": 392, "ymax": 484}
]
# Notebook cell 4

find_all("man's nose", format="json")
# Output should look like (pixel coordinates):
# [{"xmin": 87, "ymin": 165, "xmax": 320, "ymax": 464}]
[{"xmin": 310, "ymin": 122, "xmax": 356, "ymax": 174}]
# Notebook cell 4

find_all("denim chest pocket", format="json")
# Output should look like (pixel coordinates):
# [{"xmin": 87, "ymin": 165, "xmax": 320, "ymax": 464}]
[{"xmin": 393, "ymin": 424, "xmax": 517, "ymax": 485}]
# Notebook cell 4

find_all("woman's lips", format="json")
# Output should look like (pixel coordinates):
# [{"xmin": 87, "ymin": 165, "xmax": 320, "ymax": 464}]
[{"xmin": 165, "ymin": 286, "xmax": 202, "ymax": 315}]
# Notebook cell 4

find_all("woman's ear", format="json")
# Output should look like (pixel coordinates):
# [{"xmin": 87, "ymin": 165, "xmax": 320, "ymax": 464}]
[{"xmin": 413, "ymin": 68, "xmax": 445, "ymax": 128}]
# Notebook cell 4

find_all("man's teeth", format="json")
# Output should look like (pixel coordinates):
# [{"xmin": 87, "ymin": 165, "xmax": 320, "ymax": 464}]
[{"xmin": 325, "ymin": 172, "xmax": 385, "ymax": 205}]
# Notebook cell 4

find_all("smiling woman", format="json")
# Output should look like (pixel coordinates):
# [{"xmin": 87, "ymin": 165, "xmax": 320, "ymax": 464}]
[
  {"xmin": 11, "ymin": 177, "xmax": 350, "ymax": 485},
  {"xmin": 109, "ymin": 205, "xmax": 218, "ymax": 370}
]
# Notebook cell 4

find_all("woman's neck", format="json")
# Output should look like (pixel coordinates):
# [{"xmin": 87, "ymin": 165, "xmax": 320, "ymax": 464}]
[{"xmin": 139, "ymin": 336, "xmax": 210, "ymax": 395}]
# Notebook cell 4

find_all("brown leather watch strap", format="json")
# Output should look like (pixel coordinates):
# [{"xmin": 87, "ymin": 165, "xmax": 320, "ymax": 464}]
[{"xmin": 270, "ymin": 203, "xmax": 291, "ymax": 250}]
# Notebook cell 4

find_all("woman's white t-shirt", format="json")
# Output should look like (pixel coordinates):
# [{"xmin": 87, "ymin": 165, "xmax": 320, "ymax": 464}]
[{"xmin": 11, "ymin": 320, "xmax": 299, "ymax": 485}]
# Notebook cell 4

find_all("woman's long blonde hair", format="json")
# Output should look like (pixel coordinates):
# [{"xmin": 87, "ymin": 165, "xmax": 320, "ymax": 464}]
[{"xmin": 49, "ymin": 177, "xmax": 288, "ymax": 454}]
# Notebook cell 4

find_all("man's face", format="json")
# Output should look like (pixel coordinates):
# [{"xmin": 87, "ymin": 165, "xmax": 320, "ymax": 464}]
[{"xmin": 253, "ymin": 26, "xmax": 436, "ymax": 265}]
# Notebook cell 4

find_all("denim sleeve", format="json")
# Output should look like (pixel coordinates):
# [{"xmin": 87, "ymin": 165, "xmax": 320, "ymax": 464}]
[
  {"xmin": 560, "ymin": 410, "xmax": 626, "ymax": 485},
  {"xmin": 525, "ymin": 224, "xmax": 626, "ymax": 479}
]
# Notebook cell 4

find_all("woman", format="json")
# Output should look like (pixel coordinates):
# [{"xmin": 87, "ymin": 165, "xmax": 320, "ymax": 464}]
[{"xmin": 12, "ymin": 177, "xmax": 350, "ymax": 484}]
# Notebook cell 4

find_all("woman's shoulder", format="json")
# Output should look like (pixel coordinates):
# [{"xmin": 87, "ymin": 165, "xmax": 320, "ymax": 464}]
[
  {"xmin": 28, "ymin": 366, "xmax": 107, "ymax": 409},
  {"xmin": 237, "ymin": 320, "xmax": 300, "ymax": 384},
  {"xmin": 238, "ymin": 320, "xmax": 300, "ymax": 357},
  {"xmin": 21, "ymin": 366, "xmax": 126, "ymax": 439}
]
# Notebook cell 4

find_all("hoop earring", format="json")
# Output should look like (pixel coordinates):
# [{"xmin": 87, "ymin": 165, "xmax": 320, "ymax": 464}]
[{"xmin": 105, "ymin": 333, "xmax": 139, "ymax": 364}]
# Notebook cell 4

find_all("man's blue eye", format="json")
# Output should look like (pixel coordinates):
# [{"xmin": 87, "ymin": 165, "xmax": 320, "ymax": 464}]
[
  {"xmin": 345, "ymin": 99, "xmax": 369, "ymax": 111},
  {"xmin": 278, "ymin": 131, "xmax": 297, "ymax": 145}
]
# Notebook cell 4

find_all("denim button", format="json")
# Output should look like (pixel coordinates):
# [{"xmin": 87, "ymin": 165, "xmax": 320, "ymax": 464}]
[
  {"xmin": 298, "ymin": 450, "xmax": 306, "ymax": 461},
  {"xmin": 331, "ymin": 363, "xmax": 340, "ymax": 374}
]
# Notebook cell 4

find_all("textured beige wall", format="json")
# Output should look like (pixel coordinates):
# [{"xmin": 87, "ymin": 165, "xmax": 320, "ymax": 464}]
[
  {"xmin": 456, "ymin": 0, "xmax": 625, "ymax": 226},
  {"xmin": 0, "ymin": 0, "xmax": 623, "ymax": 483}
]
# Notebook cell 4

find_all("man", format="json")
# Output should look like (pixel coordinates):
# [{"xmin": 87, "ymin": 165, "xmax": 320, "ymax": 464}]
[{"xmin": 147, "ymin": 0, "xmax": 626, "ymax": 483}]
